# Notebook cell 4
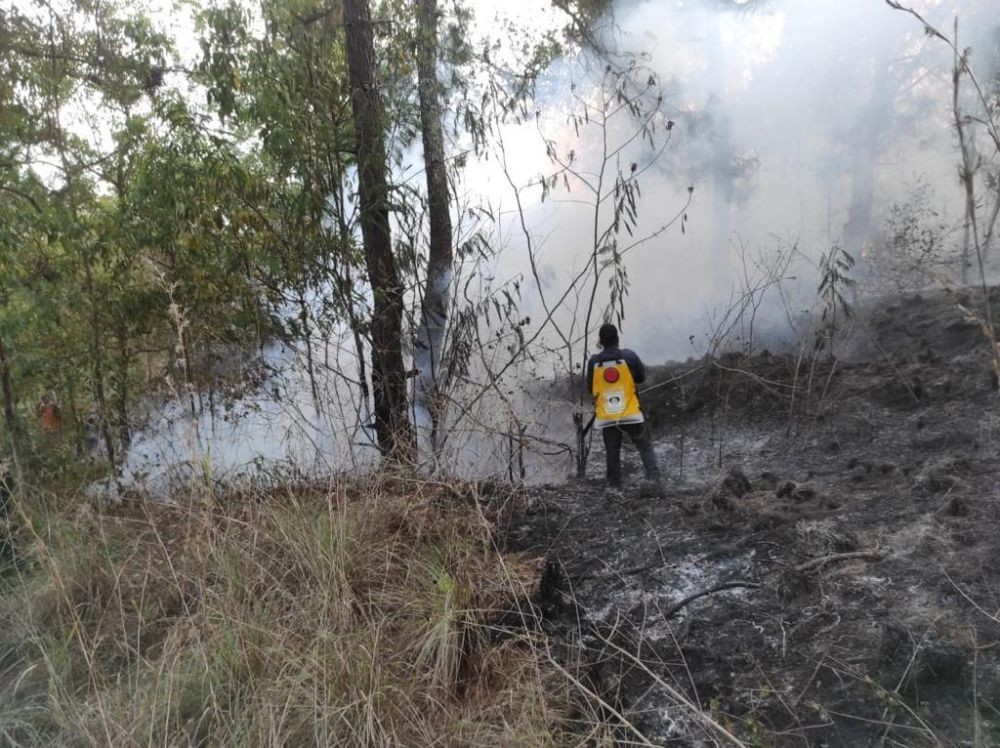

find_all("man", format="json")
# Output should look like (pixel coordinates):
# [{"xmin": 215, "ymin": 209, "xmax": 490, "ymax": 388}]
[{"xmin": 586, "ymin": 323, "xmax": 661, "ymax": 496}]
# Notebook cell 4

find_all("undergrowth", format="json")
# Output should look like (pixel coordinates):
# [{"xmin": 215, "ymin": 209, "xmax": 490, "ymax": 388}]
[{"xmin": 0, "ymin": 475, "xmax": 572, "ymax": 746}]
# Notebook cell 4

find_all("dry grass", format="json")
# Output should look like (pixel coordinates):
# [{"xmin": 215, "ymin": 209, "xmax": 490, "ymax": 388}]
[{"xmin": 0, "ymin": 475, "xmax": 573, "ymax": 746}]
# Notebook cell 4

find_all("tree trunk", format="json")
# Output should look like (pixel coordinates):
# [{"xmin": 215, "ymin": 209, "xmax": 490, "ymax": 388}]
[
  {"xmin": 57, "ymin": 125, "xmax": 115, "ymax": 468},
  {"xmin": 343, "ymin": 0, "xmax": 415, "ymax": 460},
  {"xmin": 83, "ymin": 260, "xmax": 116, "ymax": 467},
  {"xmin": 298, "ymin": 294, "xmax": 321, "ymax": 406},
  {"xmin": 115, "ymin": 318, "xmax": 132, "ymax": 450},
  {"xmin": 0, "ymin": 335, "xmax": 21, "ymax": 482},
  {"xmin": 414, "ymin": 0, "xmax": 453, "ymax": 417},
  {"xmin": 332, "ymin": 150, "xmax": 373, "ymax": 420}
]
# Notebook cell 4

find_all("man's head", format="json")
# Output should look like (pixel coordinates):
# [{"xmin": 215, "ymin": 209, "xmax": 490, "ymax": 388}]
[{"xmin": 598, "ymin": 323, "xmax": 619, "ymax": 348}]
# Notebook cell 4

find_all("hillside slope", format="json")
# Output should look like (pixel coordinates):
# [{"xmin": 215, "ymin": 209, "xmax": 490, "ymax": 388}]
[{"xmin": 510, "ymin": 287, "xmax": 1000, "ymax": 745}]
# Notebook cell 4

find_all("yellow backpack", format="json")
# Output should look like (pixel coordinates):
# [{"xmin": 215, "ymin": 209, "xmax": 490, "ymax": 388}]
[{"xmin": 591, "ymin": 360, "xmax": 642, "ymax": 427}]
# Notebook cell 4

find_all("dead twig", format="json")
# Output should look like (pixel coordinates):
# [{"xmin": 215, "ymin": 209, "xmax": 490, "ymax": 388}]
[
  {"xmin": 578, "ymin": 549, "xmax": 884, "ymax": 593},
  {"xmin": 659, "ymin": 580, "xmax": 761, "ymax": 620},
  {"xmin": 543, "ymin": 645, "xmax": 658, "ymax": 747},
  {"xmin": 711, "ymin": 361, "xmax": 795, "ymax": 400},
  {"xmin": 635, "ymin": 364, "xmax": 703, "ymax": 395},
  {"xmin": 943, "ymin": 567, "xmax": 1000, "ymax": 625},
  {"xmin": 794, "ymin": 550, "xmax": 883, "ymax": 574},
  {"xmin": 856, "ymin": 314, "xmax": 920, "ymax": 403},
  {"xmin": 589, "ymin": 628, "xmax": 750, "ymax": 747}
]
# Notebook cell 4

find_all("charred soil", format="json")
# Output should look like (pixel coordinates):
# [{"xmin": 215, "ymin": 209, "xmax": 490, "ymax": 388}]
[{"xmin": 508, "ymin": 289, "xmax": 1000, "ymax": 746}]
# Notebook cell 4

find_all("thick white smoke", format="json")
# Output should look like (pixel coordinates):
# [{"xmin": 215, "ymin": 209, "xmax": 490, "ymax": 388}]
[
  {"xmin": 471, "ymin": 0, "xmax": 996, "ymax": 362},
  {"xmin": 108, "ymin": 0, "xmax": 999, "ymax": 492}
]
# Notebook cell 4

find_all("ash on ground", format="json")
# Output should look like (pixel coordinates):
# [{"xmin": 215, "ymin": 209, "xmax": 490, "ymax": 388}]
[{"xmin": 508, "ymin": 287, "xmax": 1000, "ymax": 746}]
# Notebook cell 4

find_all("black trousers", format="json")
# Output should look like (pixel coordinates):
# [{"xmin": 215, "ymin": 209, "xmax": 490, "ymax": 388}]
[{"xmin": 601, "ymin": 421, "xmax": 660, "ymax": 487}]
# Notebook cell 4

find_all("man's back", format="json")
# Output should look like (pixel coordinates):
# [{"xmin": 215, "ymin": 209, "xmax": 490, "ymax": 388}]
[{"xmin": 586, "ymin": 346, "xmax": 646, "ymax": 391}]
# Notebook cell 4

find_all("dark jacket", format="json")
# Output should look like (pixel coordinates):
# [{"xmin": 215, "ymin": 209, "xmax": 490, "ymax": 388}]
[{"xmin": 585, "ymin": 346, "xmax": 646, "ymax": 393}]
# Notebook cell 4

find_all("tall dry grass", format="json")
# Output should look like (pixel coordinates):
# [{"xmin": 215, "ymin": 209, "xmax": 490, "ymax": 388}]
[{"xmin": 0, "ymin": 475, "xmax": 573, "ymax": 746}]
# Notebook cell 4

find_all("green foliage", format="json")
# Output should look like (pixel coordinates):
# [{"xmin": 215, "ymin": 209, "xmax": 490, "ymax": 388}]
[
  {"xmin": 0, "ymin": 0, "xmax": 589, "ymax": 478},
  {"xmin": 0, "ymin": 0, "xmax": 352, "ymax": 469}
]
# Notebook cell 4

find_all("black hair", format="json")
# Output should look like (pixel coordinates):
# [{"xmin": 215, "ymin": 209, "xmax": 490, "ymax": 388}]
[{"xmin": 598, "ymin": 323, "xmax": 619, "ymax": 347}]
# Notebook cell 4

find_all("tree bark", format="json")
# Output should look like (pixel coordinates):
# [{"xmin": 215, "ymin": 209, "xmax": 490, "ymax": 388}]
[
  {"xmin": 55, "ymin": 111, "xmax": 116, "ymax": 467},
  {"xmin": 83, "ymin": 259, "xmax": 116, "ymax": 467},
  {"xmin": 343, "ymin": 0, "xmax": 415, "ymax": 460},
  {"xmin": 298, "ymin": 294, "xmax": 321, "ymax": 406},
  {"xmin": 0, "ymin": 335, "xmax": 21, "ymax": 481},
  {"xmin": 115, "ymin": 318, "xmax": 132, "ymax": 450},
  {"xmin": 414, "ymin": 0, "xmax": 453, "ymax": 405}
]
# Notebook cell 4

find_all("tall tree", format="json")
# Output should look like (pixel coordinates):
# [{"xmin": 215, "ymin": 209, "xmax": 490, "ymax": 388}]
[
  {"xmin": 343, "ymin": 0, "xmax": 415, "ymax": 459},
  {"xmin": 0, "ymin": 0, "xmax": 176, "ymax": 468},
  {"xmin": 0, "ymin": 335, "xmax": 19, "ymax": 482},
  {"xmin": 414, "ymin": 0, "xmax": 453, "ymax": 442}
]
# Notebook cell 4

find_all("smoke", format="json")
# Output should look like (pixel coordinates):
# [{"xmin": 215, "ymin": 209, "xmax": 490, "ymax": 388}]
[
  {"xmin": 107, "ymin": 0, "xmax": 1000, "ymax": 491},
  {"xmin": 470, "ymin": 0, "xmax": 997, "ymax": 363},
  {"xmin": 110, "ymin": 299, "xmax": 574, "ymax": 497}
]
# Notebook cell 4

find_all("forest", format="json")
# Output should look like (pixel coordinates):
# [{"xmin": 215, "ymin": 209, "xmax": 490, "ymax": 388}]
[{"xmin": 3, "ymin": 0, "xmax": 1000, "ymax": 744}]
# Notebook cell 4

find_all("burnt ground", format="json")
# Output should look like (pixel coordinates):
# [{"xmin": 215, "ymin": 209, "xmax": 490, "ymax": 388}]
[{"xmin": 507, "ymin": 288, "xmax": 1000, "ymax": 746}]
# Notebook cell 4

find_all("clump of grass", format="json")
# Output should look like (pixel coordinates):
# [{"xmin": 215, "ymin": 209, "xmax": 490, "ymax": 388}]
[{"xmin": 0, "ymin": 474, "xmax": 572, "ymax": 746}]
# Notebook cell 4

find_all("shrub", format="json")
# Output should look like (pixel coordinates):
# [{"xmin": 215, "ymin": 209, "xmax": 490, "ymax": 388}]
[{"xmin": 0, "ymin": 476, "xmax": 570, "ymax": 746}]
